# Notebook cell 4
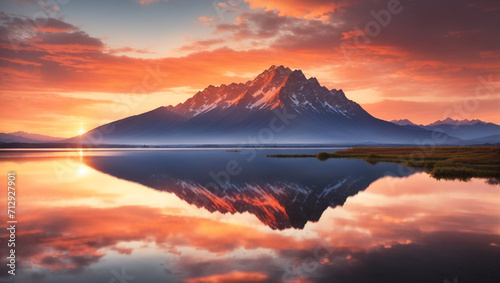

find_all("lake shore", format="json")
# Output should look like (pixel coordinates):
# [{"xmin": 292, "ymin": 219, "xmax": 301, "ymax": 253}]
[{"xmin": 267, "ymin": 146, "xmax": 500, "ymax": 181}]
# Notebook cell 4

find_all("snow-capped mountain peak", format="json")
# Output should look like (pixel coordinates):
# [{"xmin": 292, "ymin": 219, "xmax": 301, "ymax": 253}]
[
  {"xmin": 172, "ymin": 65, "xmax": 297, "ymax": 116},
  {"xmin": 170, "ymin": 65, "xmax": 364, "ymax": 118}
]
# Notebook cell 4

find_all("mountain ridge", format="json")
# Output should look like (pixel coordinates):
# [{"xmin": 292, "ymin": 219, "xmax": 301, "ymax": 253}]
[
  {"xmin": 391, "ymin": 118, "xmax": 497, "ymax": 127},
  {"xmin": 428, "ymin": 118, "xmax": 487, "ymax": 126},
  {"xmin": 0, "ymin": 131, "xmax": 63, "ymax": 143},
  {"xmin": 390, "ymin": 118, "xmax": 500, "ymax": 141},
  {"xmin": 8, "ymin": 131, "xmax": 63, "ymax": 142},
  {"xmin": 0, "ymin": 133, "xmax": 39, "ymax": 143}
]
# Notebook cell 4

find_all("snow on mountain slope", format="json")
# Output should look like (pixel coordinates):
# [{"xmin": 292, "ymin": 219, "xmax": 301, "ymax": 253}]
[{"xmin": 169, "ymin": 65, "xmax": 365, "ymax": 118}]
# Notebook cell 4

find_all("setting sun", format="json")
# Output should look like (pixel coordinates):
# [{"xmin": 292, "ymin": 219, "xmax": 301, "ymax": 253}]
[{"xmin": 78, "ymin": 129, "xmax": 86, "ymax": 135}]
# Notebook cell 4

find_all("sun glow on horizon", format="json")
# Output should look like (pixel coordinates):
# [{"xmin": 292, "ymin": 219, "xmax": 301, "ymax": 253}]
[{"xmin": 78, "ymin": 129, "xmax": 86, "ymax": 135}]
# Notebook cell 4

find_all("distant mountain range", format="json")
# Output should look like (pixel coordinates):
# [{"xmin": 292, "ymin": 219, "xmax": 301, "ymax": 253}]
[
  {"xmin": 0, "ymin": 131, "xmax": 63, "ymax": 143},
  {"xmin": 427, "ymin": 118, "xmax": 488, "ymax": 126},
  {"xmin": 69, "ymin": 66, "xmax": 466, "ymax": 145},
  {"xmin": 390, "ymin": 118, "xmax": 500, "ymax": 142}
]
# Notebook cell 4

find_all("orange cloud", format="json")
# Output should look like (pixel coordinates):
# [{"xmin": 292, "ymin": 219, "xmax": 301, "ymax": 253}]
[
  {"xmin": 178, "ymin": 38, "xmax": 225, "ymax": 52},
  {"xmin": 107, "ymin": 46, "xmax": 153, "ymax": 55},
  {"xmin": 244, "ymin": 0, "xmax": 353, "ymax": 18},
  {"xmin": 31, "ymin": 18, "xmax": 78, "ymax": 33},
  {"xmin": 0, "ymin": 57, "xmax": 41, "ymax": 66},
  {"xmin": 186, "ymin": 271, "xmax": 268, "ymax": 283}
]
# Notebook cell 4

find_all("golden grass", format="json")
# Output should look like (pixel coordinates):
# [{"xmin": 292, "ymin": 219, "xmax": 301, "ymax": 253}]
[{"xmin": 267, "ymin": 146, "xmax": 500, "ymax": 181}]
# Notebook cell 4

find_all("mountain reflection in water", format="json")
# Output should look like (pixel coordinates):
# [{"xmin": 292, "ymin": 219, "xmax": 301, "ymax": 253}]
[
  {"xmin": 83, "ymin": 149, "xmax": 415, "ymax": 230},
  {"xmin": 1, "ymin": 149, "xmax": 499, "ymax": 283}
]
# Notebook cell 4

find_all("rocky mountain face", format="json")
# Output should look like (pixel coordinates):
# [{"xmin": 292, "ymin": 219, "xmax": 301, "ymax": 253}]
[{"xmin": 167, "ymin": 66, "xmax": 367, "ymax": 118}]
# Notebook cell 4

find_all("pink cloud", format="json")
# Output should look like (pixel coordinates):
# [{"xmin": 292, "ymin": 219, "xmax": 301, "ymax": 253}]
[
  {"xmin": 199, "ymin": 16, "xmax": 214, "ymax": 22},
  {"xmin": 136, "ymin": 0, "xmax": 168, "ymax": 5}
]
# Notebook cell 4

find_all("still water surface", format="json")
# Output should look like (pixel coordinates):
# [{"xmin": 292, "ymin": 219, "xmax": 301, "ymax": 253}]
[{"xmin": 0, "ymin": 149, "xmax": 499, "ymax": 283}]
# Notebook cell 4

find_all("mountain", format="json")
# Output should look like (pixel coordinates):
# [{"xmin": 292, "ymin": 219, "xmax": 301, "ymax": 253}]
[
  {"xmin": 427, "ymin": 118, "xmax": 486, "ymax": 126},
  {"xmin": 389, "ymin": 118, "xmax": 500, "ymax": 141},
  {"xmin": 390, "ymin": 119, "xmax": 418, "ymax": 126},
  {"xmin": 0, "ymin": 131, "xmax": 63, "ymax": 144},
  {"xmin": 422, "ymin": 119, "xmax": 500, "ymax": 140},
  {"xmin": 8, "ymin": 131, "xmax": 63, "ymax": 142},
  {"xmin": 74, "ymin": 65, "xmax": 460, "ymax": 145},
  {"xmin": 0, "ymin": 133, "xmax": 39, "ymax": 143}
]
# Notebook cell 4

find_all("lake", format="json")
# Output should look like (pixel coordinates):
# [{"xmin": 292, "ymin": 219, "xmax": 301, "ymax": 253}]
[{"xmin": 0, "ymin": 148, "xmax": 499, "ymax": 283}]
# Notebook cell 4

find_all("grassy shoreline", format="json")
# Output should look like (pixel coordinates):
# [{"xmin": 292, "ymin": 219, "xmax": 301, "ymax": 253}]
[{"xmin": 267, "ymin": 146, "xmax": 500, "ymax": 181}]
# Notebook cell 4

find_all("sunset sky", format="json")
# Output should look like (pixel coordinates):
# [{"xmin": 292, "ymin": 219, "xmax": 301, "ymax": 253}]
[{"xmin": 1, "ymin": 0, "xmax": 499, "ymax": 137}]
